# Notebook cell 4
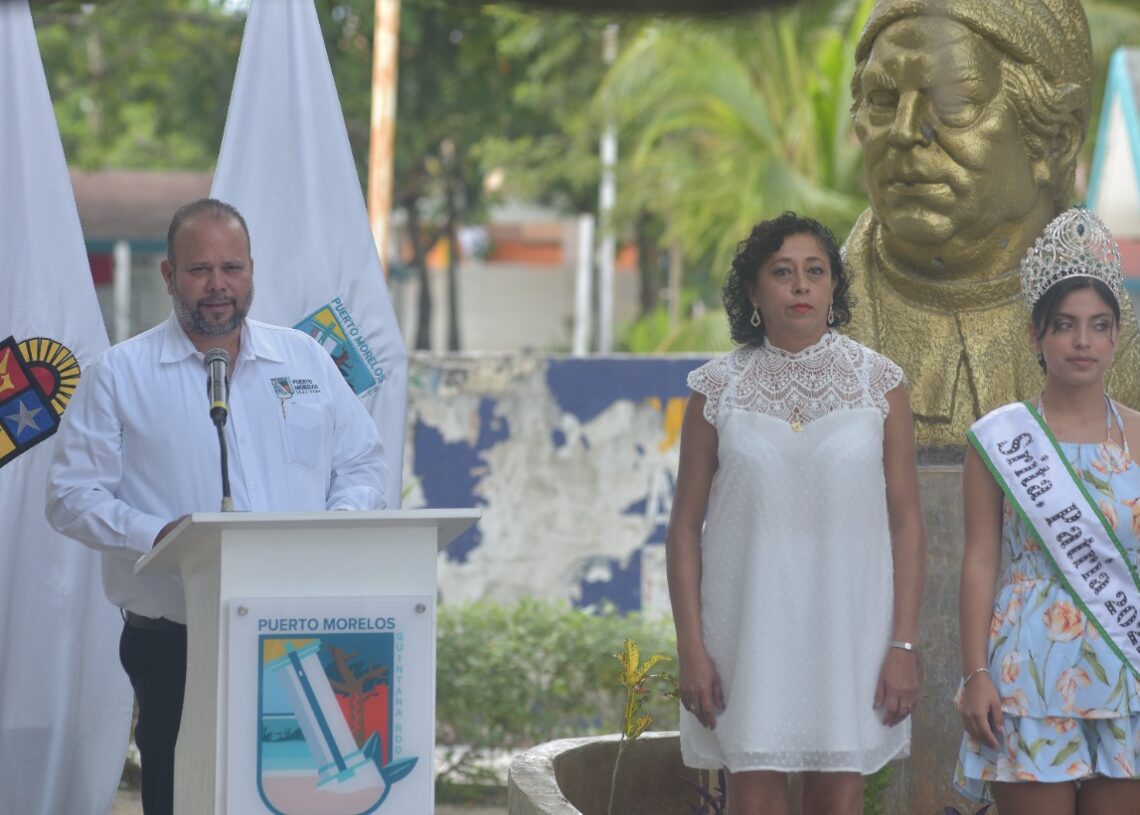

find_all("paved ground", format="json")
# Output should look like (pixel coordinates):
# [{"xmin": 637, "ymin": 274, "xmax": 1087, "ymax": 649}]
[{"xmin": 111, "ymin": 786, "xmax": 505, "ymax": 814}]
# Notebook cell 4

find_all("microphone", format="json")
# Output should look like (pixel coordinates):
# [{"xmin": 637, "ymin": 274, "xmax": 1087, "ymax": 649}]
[
  {"xmin": 204, "ymin": 348, "xmax": 233, "ymax": 512},
  {"xmin": 205, "ymin": 348, "xmax": 230, "ymax": 426}
]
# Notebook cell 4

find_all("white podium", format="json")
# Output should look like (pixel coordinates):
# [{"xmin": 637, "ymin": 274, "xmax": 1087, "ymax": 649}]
[{"xmin": 135, "ymin": 509, "xmax": 479, "ymax": 815}]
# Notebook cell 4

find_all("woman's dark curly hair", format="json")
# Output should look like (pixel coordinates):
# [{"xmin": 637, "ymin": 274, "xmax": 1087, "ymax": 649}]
[{"xmin": 723, "ymin": 211, "xmax": 853, "ymax": 346}]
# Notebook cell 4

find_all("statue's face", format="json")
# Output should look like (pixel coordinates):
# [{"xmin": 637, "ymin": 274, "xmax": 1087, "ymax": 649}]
[{"xmin": 853, "ymin": 16, "xmax": 1048, "ymax": 250}]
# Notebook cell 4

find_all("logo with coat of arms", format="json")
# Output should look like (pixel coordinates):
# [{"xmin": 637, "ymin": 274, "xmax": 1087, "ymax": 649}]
[
  {"xmin": 257, "ymin": 631, "xmax": 416, "ymax": 814},
  {"xmin": 229, "ymin": 598, "xmax": 430, "ymax": 813},
  {"xmin": 0, "ymin": 335, "xmax": 80, "ymax": 468},
  {"xmin": 270, "ymin": 377, "xmax": 295, "ymax": 400},
  {"xmin": 295, "ymin": 298, "xmax": 386, "ymax": 397}
]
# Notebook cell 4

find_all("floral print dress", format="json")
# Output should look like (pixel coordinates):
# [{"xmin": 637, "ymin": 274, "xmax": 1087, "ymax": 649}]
[{"xmin": 955, "ymin": 437, "xmax": 1140, "ymax": 800}]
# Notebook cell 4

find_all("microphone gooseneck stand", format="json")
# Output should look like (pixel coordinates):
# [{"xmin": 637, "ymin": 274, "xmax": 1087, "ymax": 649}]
[
  {"xmin": 214, "ymin": 420, "xmax": 233, "ymax": 512},
  {"xmin": 205, "ymin": 348, "xmax": 234, "ymax": 512}
]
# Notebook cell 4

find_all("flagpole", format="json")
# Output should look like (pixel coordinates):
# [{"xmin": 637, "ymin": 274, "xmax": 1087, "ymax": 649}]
[
  {"xmin": 596, "ymin": 23, "xmax": 618, "ymax": 353},
  {"xmin": 367, "ymin": 0, "xmax": 401, "ymax": 277}
]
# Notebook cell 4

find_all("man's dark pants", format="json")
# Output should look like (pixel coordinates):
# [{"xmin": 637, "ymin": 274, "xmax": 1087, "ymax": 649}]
[{"xmin": 119, "ymin": 616, "xmax": 187, "ymax": 815}]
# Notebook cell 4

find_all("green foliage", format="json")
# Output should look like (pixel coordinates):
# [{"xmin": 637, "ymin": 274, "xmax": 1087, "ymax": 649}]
[
  {"xmin": 600, "ymin": 0, "xmax": 874, "ymax": 275},
  {"xmin": 34, "ymin": 0, "xmax": 1138, "ymax": 350},
  {"xmin": 389, "ymin": 0, "xmax": 517, "ymax": 209},
  {"xmin": 475, "ymin": 7, "xmax": 617, "ymax": 213},
  {"xmin": 609, "ymin": 638, "xmax": 674, "ymax": 815},
  {"xmin": 34, "ymin": 0, "xmax": 243, "ymax": 170},
  {"xmin": 621, "ymin": 307, "xmax": 677, "ymax": 353},
  {"xmin": 614, "ymin": 638, "xmax": 672, "ymax": 740},
  {"xmin": 863, "ymin": 764, "xmax": 892, "ymax": 815},
  {"xmin": 621, "ymin": 306, "xmax": 734, "ymax": 353},
  {"xmin": 314, "ymin": 0, "xmax": 517, "ymax": 215},
  {"xmin": 321, "ymin": 0, "xmax": 542, "ymax": 348},
  {"xmin": 435, "ymin": 599, "xmax": 677, "ymax": 785}
]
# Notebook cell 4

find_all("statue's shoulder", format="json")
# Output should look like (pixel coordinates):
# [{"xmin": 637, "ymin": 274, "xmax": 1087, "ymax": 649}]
[
  {"xmin": 841, "ymin": 209, "xmax": 879, "ymax": 346},
  {"xmin": 834, "ymin": 333, "xmax": 904, "ymax": 388},
  {"xmin": 841, "ymin": 209, "xmax": 877, "ymax": 294}
]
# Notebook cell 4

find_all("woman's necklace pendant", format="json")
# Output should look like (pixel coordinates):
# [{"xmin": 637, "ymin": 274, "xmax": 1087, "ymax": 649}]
[
  {"xmin": 791, "ymin": 420, "xmax": 803, "ymax": 432},
  {"xmin": 1037, "ymin": 391, "xmax": 1114, "ymax": 444}
]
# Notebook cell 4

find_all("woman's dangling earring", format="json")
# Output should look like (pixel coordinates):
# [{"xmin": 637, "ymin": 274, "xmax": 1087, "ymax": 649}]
[
  {"xmin": 751, "ymin": 307, "xmax": 762, "ymax": 328},
  {"xmin": 827, "ymin": 304, "xmax": 835, "ymax": 326}
]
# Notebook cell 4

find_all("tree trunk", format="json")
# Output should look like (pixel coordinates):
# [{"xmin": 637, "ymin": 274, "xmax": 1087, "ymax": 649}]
[
  {"xmin": 85, "ymin": 24, "xmax": 105, "ymax": 142},
  {"xmin": 635, "ymin": 211, "xmax": 663, "ymax": 316},
  {"xmin": 667, "ymin": 241, "xmax": 683, "ymax": 328},
  {"xmin": 407, "ymin": 204, "xmax": 433, "ymax": 351},
  {"xmin": 415, "ymin": 263, "xmax": 432, "ymax": 351},
  {"xmin": 349, "ymin": 695, "xmax": 366, "ymax": 745},
  {"xmin": 445, "ymin": 180, "xmax": 461, "ymax": 352}
]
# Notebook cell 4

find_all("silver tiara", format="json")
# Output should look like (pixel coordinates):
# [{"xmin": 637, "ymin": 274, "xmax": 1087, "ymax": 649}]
[{"xmin": 1020, "ymin": 208, "xmax": 1124, "ymax": 310}]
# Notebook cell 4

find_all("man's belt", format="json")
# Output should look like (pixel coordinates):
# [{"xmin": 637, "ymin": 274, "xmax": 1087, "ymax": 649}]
[{"xmin": 124, "ymin": 611, "xmax": 186, "ymax": 632}]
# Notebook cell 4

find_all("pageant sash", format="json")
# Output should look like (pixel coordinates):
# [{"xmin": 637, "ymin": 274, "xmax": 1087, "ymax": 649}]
[{"xmin": 970, "ymin": 401, "xmax": 1140, "ymax": 679}]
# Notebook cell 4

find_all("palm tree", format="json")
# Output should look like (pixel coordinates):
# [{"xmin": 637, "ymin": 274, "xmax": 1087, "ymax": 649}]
[
  {"xmin": 600, "ymin": 0, "xmax": 872, "ymax": 351},
  {"xmin": 601, "ymin": 0, "xmax": 874, "ymax": 276}
]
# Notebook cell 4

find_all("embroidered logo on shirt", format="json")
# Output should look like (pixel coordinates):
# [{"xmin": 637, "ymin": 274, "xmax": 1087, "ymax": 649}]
[
  {"xmin": 270, "ymin": 377, "xmax": 294, "ymax": 419},
  {"xmin": 269, "ymin": 377, "xmax": 321, "ymax": 419},
  {"xmin": 294, "ymin": 297, "xmax": 386, "ymax": 396},
  {"xmin": 270, "ymin": 377, "xmax": 295, "ymax": 400},
  {"xmin": 0, "ymin": 335, "xmax": 80, "ymax": 468}
]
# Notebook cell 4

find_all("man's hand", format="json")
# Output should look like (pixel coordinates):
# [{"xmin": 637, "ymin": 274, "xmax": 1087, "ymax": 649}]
[{"xmin": 153, "ymin": 515, "xmax": 189, "ymax": 548}]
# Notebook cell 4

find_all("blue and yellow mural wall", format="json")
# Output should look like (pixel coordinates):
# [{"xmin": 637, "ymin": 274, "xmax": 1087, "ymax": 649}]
[{"xmin": 403, "ymin": 354, "xmax": 708, "ymax": 613}]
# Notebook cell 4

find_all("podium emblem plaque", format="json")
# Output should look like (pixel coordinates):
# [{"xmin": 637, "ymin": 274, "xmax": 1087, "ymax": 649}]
[{"xmin": 226, "ymin": 595, "xmax": 433, "ymax": 814}]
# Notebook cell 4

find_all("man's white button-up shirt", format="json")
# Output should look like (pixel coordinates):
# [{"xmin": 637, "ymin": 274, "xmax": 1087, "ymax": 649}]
[{"xmin": 46, "ymin": 315, "xmax": 387, "ymax": 623}]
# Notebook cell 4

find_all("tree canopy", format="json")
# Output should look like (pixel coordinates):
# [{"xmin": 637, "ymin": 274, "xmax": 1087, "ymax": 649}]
[
  {"xmin": 31, "ymin": 0, "xmax": 1140, "ymax": 353},
  {"xmin": 33, "ymin": 0, "xmax": 243, "ymax": 169}
]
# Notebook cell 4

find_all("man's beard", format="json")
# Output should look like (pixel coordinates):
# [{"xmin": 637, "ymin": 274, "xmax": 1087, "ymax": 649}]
[{"xmin": 172, "ymin": 285, "xmax": 253, "ymax": 337}]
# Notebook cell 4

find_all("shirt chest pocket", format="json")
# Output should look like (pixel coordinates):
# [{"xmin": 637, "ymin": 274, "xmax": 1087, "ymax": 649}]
[{"xmin": 279, "ymin": 400, "xmax": 328, "ymax": 470}]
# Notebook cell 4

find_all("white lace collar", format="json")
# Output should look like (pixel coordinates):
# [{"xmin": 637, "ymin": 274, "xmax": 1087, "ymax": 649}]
[
  {"xmin": 690, "ymin": 332, "xmax": 901, "ymax": 428},
  {"xmin": 758, "ymin": 330, "xmax": 837, "ymax": 361}
]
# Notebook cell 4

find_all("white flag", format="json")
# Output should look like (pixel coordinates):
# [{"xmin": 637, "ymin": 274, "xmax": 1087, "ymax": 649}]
[
  {"xmin": 211, "ymin": 0, "xmax": 407, "ymax": 506},
  {"xmin": 0, "ymin": 2, "xmax": 133, "ymax": 813}
]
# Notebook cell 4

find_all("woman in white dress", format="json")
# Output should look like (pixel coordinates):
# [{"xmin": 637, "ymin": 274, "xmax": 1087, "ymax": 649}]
[{"xmin": 667, "ymin": 212, "xmax": 926, "ymax": 815}]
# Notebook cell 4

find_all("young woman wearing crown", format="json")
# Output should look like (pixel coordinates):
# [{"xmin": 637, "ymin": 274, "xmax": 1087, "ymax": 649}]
[{"xmin": 955, "ymin": 208, "xmax": 1140, "ymax": 813}]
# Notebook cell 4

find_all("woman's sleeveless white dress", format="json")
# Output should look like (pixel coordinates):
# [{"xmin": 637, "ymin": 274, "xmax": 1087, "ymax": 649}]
[{"xmin": 680, "ymin": 331, "xmax": 910, "ymax": 773}]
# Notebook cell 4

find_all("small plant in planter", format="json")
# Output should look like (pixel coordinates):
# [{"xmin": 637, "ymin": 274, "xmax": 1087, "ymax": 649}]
[
  {"xmin": 608, "ymin": 638, "xmax": 727, "ymax": 814},
  {"xmin": 605, "ymin": 638, "xmax": 891, "ymax": 815},
  {"xmin": 608, "ymin": 638, "xmax": 673, "ymax": 815},
  {"xmin": 680, "ymin": 769, "xmax": 727, "ymax": 815}
]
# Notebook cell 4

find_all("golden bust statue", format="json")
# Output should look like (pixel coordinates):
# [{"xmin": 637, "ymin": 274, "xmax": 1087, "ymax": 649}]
[{"xmin": 845, "ymin": 0, "xmax": 1140, "ymax": 447}]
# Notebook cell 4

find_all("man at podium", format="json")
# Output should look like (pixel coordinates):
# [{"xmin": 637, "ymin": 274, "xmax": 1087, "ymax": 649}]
[{"xmin": 45, "ymin": 198, "xmax": 387, "ymax": 815}]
